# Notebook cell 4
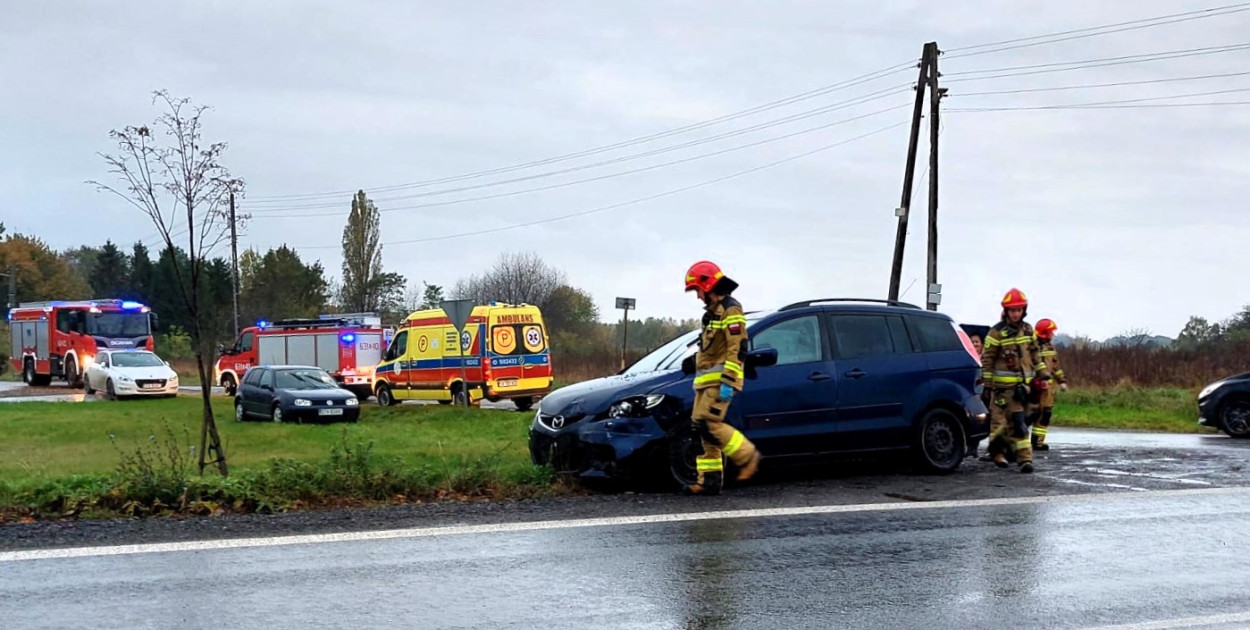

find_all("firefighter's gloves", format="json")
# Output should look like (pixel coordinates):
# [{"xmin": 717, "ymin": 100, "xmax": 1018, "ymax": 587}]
[
  {"xmin": 718, "ymin": 384, "xmax": 734, "ymax": 402},
  {"xmin": 1059, "ymin": 383, "xmax": 1069, "ymax": 392}
]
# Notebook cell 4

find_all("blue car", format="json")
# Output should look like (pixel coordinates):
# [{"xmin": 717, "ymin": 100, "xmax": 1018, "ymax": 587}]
[{"xmin": 528, "ymin": 299, "xmax": 990, "ymax": 486}]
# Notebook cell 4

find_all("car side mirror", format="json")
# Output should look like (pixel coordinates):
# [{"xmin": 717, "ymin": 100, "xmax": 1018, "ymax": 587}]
[
  {"xmin": 681, "ymin": 354, "xmax": 696, "ymax": 376},
  {"xmin": 746, "ymin": 347, "xmax": 778, "ymax": 368}
]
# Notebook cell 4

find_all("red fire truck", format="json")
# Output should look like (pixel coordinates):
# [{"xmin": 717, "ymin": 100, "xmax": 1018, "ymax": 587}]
[
  {"xmin": 8, "ymin": 299, "xmax": 157, "ymax": 387},
  {"xmin": 214, "ymin": 313, "xmax": 387, "ymax": 399}
]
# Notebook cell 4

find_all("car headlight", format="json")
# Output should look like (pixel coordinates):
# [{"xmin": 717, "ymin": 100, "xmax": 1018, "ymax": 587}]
[
  {"xmin": 117, "ymin": 375, "xmax": 133, "ymax": 383},
  {"xmin": 1199, "ymin": 381, "xmax": 1224, "ymax": 400},
  {"xmin": 294, "ymin": 398, "xmax": 312, "ymax": 407},
  {"xmin": 608, "ymin": 394, "xmax": 667, "ymax": 419},
  {"xmin": 345, "ymin": 398, "xmax": 359, "ymax": 406}
]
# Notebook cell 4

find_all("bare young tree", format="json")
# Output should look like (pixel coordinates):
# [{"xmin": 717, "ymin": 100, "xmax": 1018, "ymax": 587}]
[
  {"xmin": 88, "ymin": 90, "xmax": 244, "ymax": 476},
  {"xmin": 453, "ymin": 252, "xmax": 567, "ymax": 308}
]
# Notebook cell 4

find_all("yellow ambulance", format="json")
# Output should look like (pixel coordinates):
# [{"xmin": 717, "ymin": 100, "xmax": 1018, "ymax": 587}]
[{"xmin": 373, "ymin": 302, "xmax": 553, "ymax": 411}]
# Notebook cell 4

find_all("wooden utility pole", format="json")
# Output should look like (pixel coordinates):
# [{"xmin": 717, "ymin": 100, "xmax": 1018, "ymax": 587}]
[
  {"xmin": 926, "ymin": 42, "xmax": 944, "ymax": 311},
  {"xmin": 229, "ymin": 188, "xmax": 240, "ymax": 335},
  {"xmin": 888, "ymin": 45, "xmax": 933, "ymax": 302}
]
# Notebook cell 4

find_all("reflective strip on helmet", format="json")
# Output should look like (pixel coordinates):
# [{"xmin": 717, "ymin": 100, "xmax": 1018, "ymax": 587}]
[
  {"xmin": 723, "ymin": 430, "xmax": 746, "ymax": 457},
  {"xmin": 696, "ymin": 456, "xmax": 724, "ymax": 472}
]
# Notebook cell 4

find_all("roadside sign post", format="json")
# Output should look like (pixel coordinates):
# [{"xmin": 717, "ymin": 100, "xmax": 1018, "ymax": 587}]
[
  {"xmin": 616, "ymin": 297, "xmax": 636, "ymax": 370},
  {"xmin": 441, "ymin": 299, "xmax": 476, "ymax": 406}
]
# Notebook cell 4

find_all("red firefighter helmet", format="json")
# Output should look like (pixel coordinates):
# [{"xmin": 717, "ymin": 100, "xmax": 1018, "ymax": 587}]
[
  {"xmin": 1035, "ymin": 318, "xmax": 1057, "ymax": 340},
  {"xmin": 684, "ymin": 261, "xmax": 724, "ymax": 293},
  {"xmin": 1001, "ymin": 288, "xmax": 1028, "ymax": 309}
]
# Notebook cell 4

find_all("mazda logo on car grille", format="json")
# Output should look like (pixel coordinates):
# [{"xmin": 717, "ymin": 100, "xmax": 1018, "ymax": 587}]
[{"xmin": 551, "ymin": 415, "xmax": 565, "ymax": 429}]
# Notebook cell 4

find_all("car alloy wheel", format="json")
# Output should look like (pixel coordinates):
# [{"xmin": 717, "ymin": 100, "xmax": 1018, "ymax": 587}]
[
  {"xmin": 1221, "ymin": 400, "xmax": 1250, "ymax": 438},
  {"xmin": 272, "ymin": 405, "xmax": 283, "ymax": 423},
  {"xmin": 235, "ymin": 402, "xmax": 245, "ymax": 422}
]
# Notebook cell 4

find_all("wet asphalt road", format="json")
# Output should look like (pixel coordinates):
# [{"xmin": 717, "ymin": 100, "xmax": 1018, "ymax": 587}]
[
  {"xmin": 4, "ymin": 488, "xmax": 1250, "ymax": 629},
  {"xmin": 3, "ymin": 431, "xmax": 1250, "ymax": 629}
]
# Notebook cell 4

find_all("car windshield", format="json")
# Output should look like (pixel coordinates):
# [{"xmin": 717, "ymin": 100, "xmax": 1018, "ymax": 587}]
[
  {"xmin": 109, "ymin": 352, "xmax": 165, "ymax": 368},
  {"xmin": 87, "ymin": 312, "xmax": 151, "ymax": 338},
  {"xmin": 622, "ymin": 315, "xmax": 763, "ymax": 375},
  {"xmin": 275, "ymin": 369, "xmax": 338, "ymax": 390}
]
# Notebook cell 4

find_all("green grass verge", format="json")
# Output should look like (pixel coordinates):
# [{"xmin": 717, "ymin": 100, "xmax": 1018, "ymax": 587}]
[
  {"xmin": 0, "ymin": 397, "xmax": 559, "ymax": 520},
  {"xmin": 1050, "ymin": 387, "xmax": 1211, "ymax": 434}
]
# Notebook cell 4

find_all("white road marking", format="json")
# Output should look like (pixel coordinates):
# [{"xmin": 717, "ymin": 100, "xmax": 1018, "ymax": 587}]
[
  {"xmin": 2, "ymin": 487, "xmax": 1248, "ymax": 563},
  {"xmin": 1034, "ymin": 474, "xmax": 1149, "ymax": 492},
  {"xmin": 1080, "ymin": 611, "xmax": 1250, "ymax": 629}
]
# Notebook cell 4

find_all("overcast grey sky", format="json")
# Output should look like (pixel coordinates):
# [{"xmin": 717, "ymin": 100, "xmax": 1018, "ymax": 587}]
[{"xmin": 3, "ymin": 1, "xmax": 1248, "ymax": 339}]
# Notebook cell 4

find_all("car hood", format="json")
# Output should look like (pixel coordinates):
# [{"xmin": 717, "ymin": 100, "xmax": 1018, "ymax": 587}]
[
  {"xmin": 538, "ymin": 370, "xmax": 687, "ymax": 418},
  {"xmin": 110, "ymin": 366, "xmax": 176, "ymax": 380}
]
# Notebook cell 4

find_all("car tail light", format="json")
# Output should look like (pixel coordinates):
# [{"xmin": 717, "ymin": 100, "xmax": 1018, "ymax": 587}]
[{"xmin": 954, "ymin": 324, "xmax": 981, "ymax": 367}]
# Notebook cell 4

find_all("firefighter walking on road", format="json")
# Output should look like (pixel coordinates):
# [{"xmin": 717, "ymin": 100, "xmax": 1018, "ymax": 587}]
[
  {"xmin": 1031, "ymin": 318, "xmax": 1068, "ymax": 451},
  {"xmin": 682, "ymin": 261, "xmax": 762, "ymax": 495},
  {"xmin": 980, "ymin": 288, "xmax": 1050, "ymax": 473}
]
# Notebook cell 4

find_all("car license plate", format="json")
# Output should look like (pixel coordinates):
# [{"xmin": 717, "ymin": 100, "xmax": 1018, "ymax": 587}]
[
  {"xmin": 319, "ymin": 408, "xmax": 344, "ymax": 416},
  {"xmin": 497, "ymin": 378, "xmax": 519, "ymax": 388},
  {"xmin": 141, "ymin": 383, "xmax": 162, "ymax": 390}
]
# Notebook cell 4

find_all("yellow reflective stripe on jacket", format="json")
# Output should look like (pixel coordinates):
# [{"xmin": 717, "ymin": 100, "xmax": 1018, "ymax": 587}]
[
  {"xmin": 1039, "ymin": 350, "xmax": 1057, "ymax": 357},
  {"xmin": 696, "ymin": 457, "xmax": 724, "ymax": 471},
  {"xmin": 1014, "ymin": 439, "xmax": 1032, "ymax": 451},
  {"xmin": 1035, "ymin": 362, "xmax": 1049, "ymax": 371},
  {"xmin": 694, "ymin": 372, "xmax": 722, "ymax": 387},
  {"xmin": 723, "ymin": 315, "xmax": 747, "ymax": 325},
  {"xmin": 990, "ymin": 376, "xmax": 1026, "ymax": 385},
  {"xmin": 723, "ymin": 430, "xmax": 746, "ymax": 456},
  {"xmin": 724, "ymin": 361, "xmax": 743, "ymax": 379},
  {"xmin": 997, "ymin": 336, "xmax": 1032, "ymax": 346}
]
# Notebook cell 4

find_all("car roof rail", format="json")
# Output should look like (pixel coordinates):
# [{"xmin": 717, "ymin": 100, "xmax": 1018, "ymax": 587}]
[{"xmin": 778, "ymin": 298, "xmax": 923, "ymax": 311}]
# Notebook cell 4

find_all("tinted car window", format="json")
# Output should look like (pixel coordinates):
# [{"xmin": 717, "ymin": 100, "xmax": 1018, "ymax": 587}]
[
  {"xmin": 244, "ymin": 368, "xmax": 264, "ymax": 386},
  {"xmin": 911, "ymin": 316, "xmax": 963, "ymax": 352},
  {"xmin": 751, "ymin": 316, "xmax": 823, "ymax": 366},
  {"xmin": 887, "ymin": 316, "xmax": 914, "ymax": 353},
  {"xmin": 239, "ymin": 332, "xmax": 255, "ymax": 352},
  {"xmin": 830, "ymin": 315, "xmax": 894, "ymax": 359},
  {"xmin": 390, "ymin": 331, "xmax": 408, "ymax": 358}
]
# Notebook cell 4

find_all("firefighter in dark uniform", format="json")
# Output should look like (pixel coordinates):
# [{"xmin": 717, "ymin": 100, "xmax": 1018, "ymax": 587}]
[
  {"xmin": 682, "ymin": 260, "xmax": 762, "ymax": 495},
  {"xmin": 980, "ymin": 288, "xmax": 1050, "ymax": 473}
]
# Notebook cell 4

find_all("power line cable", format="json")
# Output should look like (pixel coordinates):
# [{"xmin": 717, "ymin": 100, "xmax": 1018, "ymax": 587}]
[
  {"xmin": 248, "ymin": 85, "xmax": 913, "ymax": 212},
  {"xmin": 944, "ymin": 3, "xmax": 1250, "ymax": 58},
  {"xmin": 251, "ymin": 103, "xmax": 911, "ymax": 219},
  {"xmin": 951, "ymin": 71, "xmax": 1250, "ymax": 97},
  {"xmin": 952, "ymin": 86, "xmax": 1250, "ymax": 109},
  {"xmin": 949, "ymin": 100, "xmax": 1250, "ymax": 112},
  {"xmin": 245, "ymin": 61, "xmax": 917, "ymax": 202},
  {"xmin": 943, "ymin": 42, "xmax": 1250, "ymax": 83},
  {"xmin": 280, "ymin": 120, "xmax": 908, "ymax": 250}
]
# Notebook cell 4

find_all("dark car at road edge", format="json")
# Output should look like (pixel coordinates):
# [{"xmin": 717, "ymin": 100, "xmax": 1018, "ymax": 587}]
[
  {"xmin": 529, "ymin": 299, "xmax": 989, "ymax": 487},
  {"xmin": 1198, "ymin": 371, "xmax": 1250, "ymax": 438}
]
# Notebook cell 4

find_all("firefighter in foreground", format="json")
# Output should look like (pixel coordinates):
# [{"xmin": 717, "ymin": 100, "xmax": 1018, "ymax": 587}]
[
  {"xmin": 682, "ymin": 261, "xmax": 762, "ymax": 495},
  {"xmin": 1030, "ymin": 318, "xmax": 1068, "ymax": 451},
  {"xmin": 980, "ymin": 288, "xmax": 1050, "ymax": 473}
]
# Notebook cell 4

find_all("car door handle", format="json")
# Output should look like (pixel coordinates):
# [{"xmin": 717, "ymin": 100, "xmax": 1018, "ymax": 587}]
[
  {"xmin": 808, "ymin": 371, "xmax": 832, "ymax": 382},
  {"xmin": 844, "ymin": 369, "xmax": 867, "ymax": 379}
]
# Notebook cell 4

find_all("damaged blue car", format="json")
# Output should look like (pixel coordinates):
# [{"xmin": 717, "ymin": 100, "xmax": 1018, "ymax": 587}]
[{"xmin": 528, "ymin": 299, "xmax": 990, "ymax": 488}]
